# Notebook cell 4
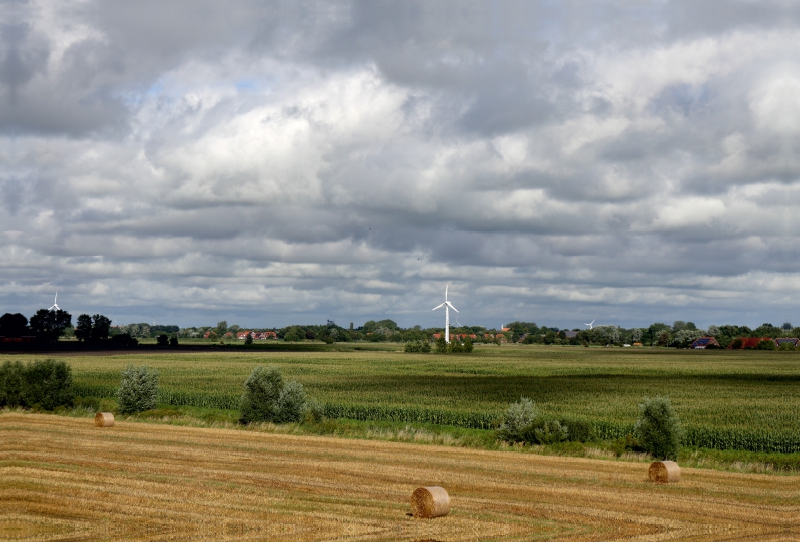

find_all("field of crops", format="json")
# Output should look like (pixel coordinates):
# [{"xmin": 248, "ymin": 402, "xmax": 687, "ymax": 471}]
[
  {"xmin": 3, "ymin": 412, "xmax": 798, "ymax": 541},
  {"xmin": 4, "ymin": 344, "xmax": 800, "ymax": 452}
]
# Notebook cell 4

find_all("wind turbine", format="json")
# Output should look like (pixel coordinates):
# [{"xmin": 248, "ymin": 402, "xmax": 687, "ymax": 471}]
[
  {"xmin": 432, "ymin": 284, "xmax": 458, "ymax": 343},
  {"xmin": 584, "ymin": 319, "xmax": 595, "ymax": 330},
  {"xmin": 48, "ymin": 292, "xmax": 60, "ymax": 312}
]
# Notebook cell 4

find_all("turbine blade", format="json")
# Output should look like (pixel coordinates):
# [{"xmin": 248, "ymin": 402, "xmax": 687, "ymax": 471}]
[
  {"xmin": 445, "ymin": 284, "xmax": 448, "ymax": 301},
  {"xmin": 432, "ymin": 303, "xmax": 445, "ymax": 310},
  {"xmin": 446, "ymin": 302, "xmax": 458, "ymax": 313}
]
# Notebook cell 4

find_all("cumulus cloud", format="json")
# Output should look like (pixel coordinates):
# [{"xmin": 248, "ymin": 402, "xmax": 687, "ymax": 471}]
[{"xmin": 2, "ymin": 0, "xmax": 800, "ymax": 329}]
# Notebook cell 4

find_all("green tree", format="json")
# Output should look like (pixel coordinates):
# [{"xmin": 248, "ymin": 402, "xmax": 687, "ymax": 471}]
[
  {"xmin": 75, "ymin": 314, "xmax": 93, "ymax": 342},
  {"xmin": 91, "ymin": 314, "xmax": 112, "ymax": 342},
  {"xmin": 498, "ymin": 397, "xmax": 538, "ymax": 443},
  {"xmin": 245, "ymin": 332, "xmax": 253, "ymax": 345},
  {"xmin": 117, "ymin": 366, "xmax": 159, "ymax": 414},
  {"xmin": 0, "ymin": 361, "xmax": 26, "ymax": 407},
  {"xmin": 0, "ymin": 313, "xmax": 28, "ymax": 337},
  {"xmin": 239, "ymin": 366, "xmax": 284, "ymax": 424},
  {"xmin": 23, "ymin": 359, "xmax": 74, "ymax": 410},
  {"xmin": 635, "ymin": 397, "xmax": 684, "ymax": 460},
  {"xmin": 216, "ymin": 320, "xmax": 228, "ymax": 334},
  {"xmin": 29, "ymin": 309, "xmax": 72, "ymax": 342}
]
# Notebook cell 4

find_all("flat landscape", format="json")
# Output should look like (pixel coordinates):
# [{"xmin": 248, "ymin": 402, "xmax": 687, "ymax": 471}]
[
  {"xmin": 8, "ymin": 344, "xmax": 799, "ymax": 453},
  {"xmin": 2, "ymin": 412, "xmax": 799, "ymax": 541}
]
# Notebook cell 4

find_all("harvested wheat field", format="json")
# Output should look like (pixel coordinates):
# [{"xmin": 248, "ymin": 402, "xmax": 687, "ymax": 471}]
[{"xmin": 1, "ymin": 413, "xmax": 798, "ymax": 541}]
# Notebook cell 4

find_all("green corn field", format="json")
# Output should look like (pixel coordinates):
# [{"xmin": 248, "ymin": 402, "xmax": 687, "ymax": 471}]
[{"xmin": 15, "ymin": 344, "xmax": 800, "ymax": 453}]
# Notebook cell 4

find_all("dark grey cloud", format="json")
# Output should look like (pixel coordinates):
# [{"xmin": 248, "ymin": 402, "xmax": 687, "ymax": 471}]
[{"xmin": 2, "ymin": 1, "xmax": 800, "ymax": 329}]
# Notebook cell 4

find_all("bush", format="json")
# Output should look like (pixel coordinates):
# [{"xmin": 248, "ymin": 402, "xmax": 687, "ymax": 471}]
[
  {"xmin": 157, "ymin": 334, "xmax": 169, "ymax": 346},
  {"xmin": 117, "ymin": 366, "xmax": 159, "ymax": 414},
  {"xmin": 23, "ymin": 359, "xmax": 74, "ymax": 411},
  {"xmin": 0, "ymin": 359, "xmax": 73, "ymax": 411},
  {"xmin": 528, "ymin": 419, "xmax": 568, "ymax": 445},
  {"xmin": 239, "ymin": 366, "xmax": 309, "ymax": 424},
  {"xmin": 0, "ymin": 361, "xmax": 26, "ymax": 408},
  {"xmin": 757, "ymin": 339, "xmax": 777, "ymax": 350},
  {"xmin": 498, "ymin": 397, "xmax": 538, "ymax": 443},
  {"xmin": 463, "ymin": 337, "xmax": 474, "ymax": 353},
  {"xmin": 404, "ymin": 340, "xmax": 431, "ymax": 353},
  {"xmin": 729, "ymin": 338, "xmax": 743, "ymax": 349},
  {"xmin": 169, "ymin": 337, "xmax": 179, "ymax": 347},
  {"xmin": 109, "ymin": 333, "xmax": 138, "ymax": 347},
  {"xmin": 274, "ymin": 380, "xmax": 308, "ymax": 423},
  {"xmin": 434, "ymin": 336, "xmax": 447, "ymax": 353},
  {"xmin": 778, "ymin": 341, "xmax": 796, "ymax": 351},
  {"xmin": 634, "ymin": 396, "xmax": 684, "ymax": 460}
]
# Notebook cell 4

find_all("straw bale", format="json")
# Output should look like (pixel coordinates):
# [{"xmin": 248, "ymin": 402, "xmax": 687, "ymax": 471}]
[
  {"xmin": 95, "ymin": 412, "xmax": 115, "ymax": 427},
  {"xmin": 649, "ymin": 461, "xmax": 680, "ymax": 483},
  {"xmin": 410, "ymin": 486, "xmax": 450, "ymax": 518}
]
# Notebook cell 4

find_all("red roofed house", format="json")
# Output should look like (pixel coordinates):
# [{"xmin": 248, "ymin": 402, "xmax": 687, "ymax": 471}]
[
  {"xmin": 776, "ymin": 337, "xmax": 800, "ymax": 347},
  {"xmin": 237, "ymin": 331, "xmax": 251, "ymax": 340},
  {"xmin": 728, "ymin": 337, "xmax": 776, "ymax": 349}
]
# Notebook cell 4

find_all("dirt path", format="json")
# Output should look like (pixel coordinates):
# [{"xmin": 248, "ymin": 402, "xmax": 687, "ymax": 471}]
[{"xmin": 2, "ymin": 413, "xmax": 798, "ymax": 541}]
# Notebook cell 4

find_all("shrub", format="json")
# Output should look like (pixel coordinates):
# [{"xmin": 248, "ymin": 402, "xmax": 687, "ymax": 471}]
[
  {"xmin": 157, "ymin": 334, "xmax": 169, "ymax": 346},
  {"xmin": 274, "ymin": 380, "xmax": 308, "ymax": 423},
  {"xmin": 169, "ymin": 337, "xmax": 179, "ymax": 347},
  {"xmin": 529, "ymin": 419, "xmax": 568, "ymax": 445},
  {"xmin": 463, "ymin": 337, "xmax": 474, "ymax": 353},
  {"xmin": 561, "ymin": 419, "xmax": 595, "ymax": 442},
  {"xmin": 449, "ymin": 340, "xmax": 464, "ymax": 353},
  {"xmin": 498, "ymin": 397, "xmax": 538, "ymax": 443},
  {"xmin": 239, "ymin": 367, "xmax": 309, "ymax": 424},
  {"xmin": 404, "ymin": 340, "xmax": 431, "ymax": 353},
  {"xmin": 109, "ymin": 333, "xmax": 138, "ymax": 347},
  {"xmin": 634, "ymin": 396, "xmax": 684, "ymax": 460},
  {"xmin": 434, "ymin": 336, "xmax": 447, "ymax": 353},
  {"xmin": 117, "ymin": 365, "xmax": 159, "ymax": 414},
  {"xmin": 245, "ymin": 333, "xmax": 254, "ymax": 345},
  {"xmin": 23, "ymin": 359, "xmax": 74, "ymax": 411},
  {"xmin": 778, "ymin": 341, "xmax": 796, "ymax": 351},
  {"xmin": 729, "ymin": 338, "xmax": 744, "ymax": 349},
  {"xmin": 757, "ymin": 339, "xmax": 777, "ymax": 350},
  {"xmin": 0, "ymin": 361, "xmax": 26, "ymax": 408}
]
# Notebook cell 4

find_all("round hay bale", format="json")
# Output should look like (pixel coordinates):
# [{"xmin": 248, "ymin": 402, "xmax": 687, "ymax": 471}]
[
  {"xmin": 410, "ymin": 486, "xmax": 450, "ymax": 518},
  {"xmin": 649, "ymin": 461, "xmax": 680, "ymax": 483},
  {"xmin": 95, "ymin": 412, "xmax": 115, "ymax": 427}
]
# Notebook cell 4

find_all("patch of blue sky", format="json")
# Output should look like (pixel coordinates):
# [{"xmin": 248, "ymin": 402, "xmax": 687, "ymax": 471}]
[{"xmin": 235, "ymin": 78, "xmax": 257, "ymax": 91}]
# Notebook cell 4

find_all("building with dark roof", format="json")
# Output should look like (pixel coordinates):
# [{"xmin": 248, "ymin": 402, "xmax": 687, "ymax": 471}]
[
  {"xmin": 690, "ymin": 337, "xmax": 720, "ymax": 349},
  {"xmin": 776, "ymin": 338, "xmax": 800, "ymax": 347}
]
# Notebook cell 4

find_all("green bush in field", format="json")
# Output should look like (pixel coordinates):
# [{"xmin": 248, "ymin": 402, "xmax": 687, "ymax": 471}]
[
  {"xmin": 0, "ymin": 361, "xmax": 26, "ymax": 407},
  {"xmin": 529, "ymin": 419, "xmax": 568, "ymax": 444},
  {"xmin": 498, "ymin": 397, "xmax": 538, "ymax": 442},
  {"xmin": 0, "ymin": 359, "xmax": 73, "ymax": 410},
  {"xmin": 404, "ymin": 340, "xmax": 431, "ymax": 353},
  {"xmin": 757, "ymin": 339, "xmax": 777, "ymax": 350},
  {"xmin": 239, "ymin": 366, "xmax": 308, "ymax": 424},
  {"xmin": 434, "ymin": 336, "xmax": 447, "ymax": 353},
  {"xmin": 778, "ymin": 341, "xmax": 796, "ymax": 351},
  {"xmin": 117, "ymin": 365, "xmax": 159, "ymax": 414},
  {"xmin": 635, "ymin": 396, "xmax": 684, "ymax": 460},
  {"xmin": 23, "ymin": 359, "xmax": 74, "ymax": 411},
  {"xmin": 274, "ymin": 380, "xmax": 308, "ymax": 423}
]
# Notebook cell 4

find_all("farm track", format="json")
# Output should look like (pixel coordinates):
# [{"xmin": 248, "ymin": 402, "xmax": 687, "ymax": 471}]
[{"xmin": 1, "ymin": 414, "xmax": 799, "ymax": 541}]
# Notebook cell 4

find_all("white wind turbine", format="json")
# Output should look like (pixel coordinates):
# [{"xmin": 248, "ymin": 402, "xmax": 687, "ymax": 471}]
[
  {"xmin": 584, "ymin": 319, "xmax": 595, "ymax": 330},
  {"xmin": 48, "ymin": 292, "xmax": 60, "ymax": 311},
  {"xmin": 432, "ymin": 284, "xmax": 458, "ymax": 343}
]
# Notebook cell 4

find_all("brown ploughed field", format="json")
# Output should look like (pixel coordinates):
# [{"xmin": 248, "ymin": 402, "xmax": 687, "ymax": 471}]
[{"xmin": 2, "ymin": 413, "xmax": 798, "ymax": 541}]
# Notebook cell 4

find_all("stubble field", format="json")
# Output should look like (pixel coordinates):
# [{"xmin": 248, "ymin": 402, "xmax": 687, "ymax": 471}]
[{"xmin": 2, "ymin": 412, "xmax": 799, "ymax": 541}]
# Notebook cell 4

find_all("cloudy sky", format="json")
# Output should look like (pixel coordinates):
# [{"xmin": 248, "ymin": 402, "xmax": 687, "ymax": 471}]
[{"xmin": 3, "ymin": 0, "xmax": 800, "ymax": 330}]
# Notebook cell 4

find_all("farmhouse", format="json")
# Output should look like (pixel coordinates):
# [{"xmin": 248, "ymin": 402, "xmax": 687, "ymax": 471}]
[
  {"xmin": 776, "ymin": 337, "xmax": 800, "ymax": 347},
  {"xmin": 564, "ymin": 331, "xmax": 579, "ymax": 339},
  {"xmin": 728, "ymin": 337, "xmax": 777, "ymax": 349},
  {"xmin": 690, "ymin": 337, "xmax": 721, "ymax": 349}
]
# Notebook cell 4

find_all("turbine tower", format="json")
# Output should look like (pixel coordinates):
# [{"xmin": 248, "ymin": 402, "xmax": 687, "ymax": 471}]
[
  {"xmin": 584, "ymin": 319, "xmax": 595, "ymax": 330},
  {"xmin": 432, "ymin": 284, "xmax": 458, "ymax": 343},
  {"xmin": 48, "ymin": 292, "xmax": 60, "ymax": 312}
]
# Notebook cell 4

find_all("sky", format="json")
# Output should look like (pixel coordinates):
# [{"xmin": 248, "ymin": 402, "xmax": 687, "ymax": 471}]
[{"xmin": 3, "ymin": 0, "xmax": 800, "ymax": 330}]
